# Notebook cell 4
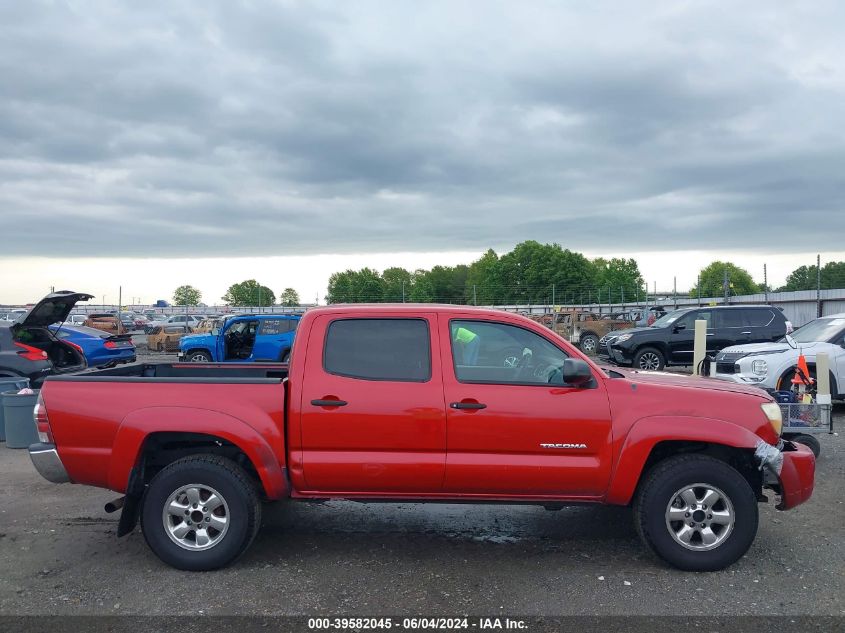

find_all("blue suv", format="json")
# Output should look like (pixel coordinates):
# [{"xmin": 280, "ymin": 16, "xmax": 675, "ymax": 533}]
[{"xmin": 178, "ymin": 314, "xmax": 300, "ymax": 363}]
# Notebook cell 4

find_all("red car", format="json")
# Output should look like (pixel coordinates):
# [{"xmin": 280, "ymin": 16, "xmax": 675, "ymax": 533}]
[{"xmin": 29, "ymin": 305, "xmax": 813, "ymax": 571}]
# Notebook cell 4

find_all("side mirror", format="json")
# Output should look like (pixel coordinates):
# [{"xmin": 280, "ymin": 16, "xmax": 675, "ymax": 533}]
[
  {"xmin": 561, "ymin": 358, "xmax": 593, "ymax": 387},
  {"xmin": 673, "ymin": 323, "xmax": 686, "ymax": 332}
]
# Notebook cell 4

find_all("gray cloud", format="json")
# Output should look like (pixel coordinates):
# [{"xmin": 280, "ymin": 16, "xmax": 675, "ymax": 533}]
[{"xmin": 1, "ymin": 0, "xmax": 844, "ymax": 258}]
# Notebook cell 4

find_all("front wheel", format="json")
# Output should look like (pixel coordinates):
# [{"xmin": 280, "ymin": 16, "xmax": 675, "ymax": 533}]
[
  {"xmin": 634, "ymin": 455, "xmax": 758, "ymax": 571},
  {"xmin": 140, "ymin": 455, "xmax": 261, "ymax": 571},
  {"xmin": 187, "ymin": 350, "xmax": 212, "ymax": 363},
  {"xmin": 787, "ymin": 433, "xmax": 821, "ymax": 457},
  {"xmin": 634, "ymin": 347, "xmax": 665, "ymax": 371},
  {"xmin": 579, "ymin": 333, "xmax": 600, "ymax": 354}
]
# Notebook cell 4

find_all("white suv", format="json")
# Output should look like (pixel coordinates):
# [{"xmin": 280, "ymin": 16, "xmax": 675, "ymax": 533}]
[{"xmin": 713, "ymin": 314, "xmax": 845, "ymax": 396}]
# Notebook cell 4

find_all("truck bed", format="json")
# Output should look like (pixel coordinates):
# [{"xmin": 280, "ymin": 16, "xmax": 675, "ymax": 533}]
[{"xmin": 46, "ymin": 361, "xmax": 289, "ymax": 382}]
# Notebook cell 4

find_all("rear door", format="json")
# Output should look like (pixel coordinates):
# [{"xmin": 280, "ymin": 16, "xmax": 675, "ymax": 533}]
[
  {"xmin": 440, "ymin": 315, "xmax": 613, "ymax": 497},
  {"xmin": 252, "ymin": 318, "xmax": 294, "ymax": 360},
  {"xmin": 712, "ymin": 309, "xmax": 746, "ymax": 349},
  {"xmin": 299, "ymin": 314, "xmax": 446, "ymax": 493}
]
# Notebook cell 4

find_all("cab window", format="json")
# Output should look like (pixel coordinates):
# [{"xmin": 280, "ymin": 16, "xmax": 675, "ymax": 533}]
[
  {"xmin": 324, "ymin": 318, "xmax": 431, "ymax": 382},
  {"xmin": 450, "ymin": 320, "xmax": 569, "ymax": 385}
]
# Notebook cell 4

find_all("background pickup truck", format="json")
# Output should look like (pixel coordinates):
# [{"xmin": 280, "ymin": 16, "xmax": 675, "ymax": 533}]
[
  {"xmin": 29, "ymin": 305, "xmax": 814, "ymax": 572},
  {"xmin": 178, "ymin": 313, "xmax": 300, "ymax": 363}
]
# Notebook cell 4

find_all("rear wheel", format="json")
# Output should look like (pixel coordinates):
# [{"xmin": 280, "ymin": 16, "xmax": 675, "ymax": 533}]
[
  {"xmin": 634, "ymin": 455, "xmax": 758, "ymax": 571},
  {"xmin": 187, "ymin": 350, "xmax": 212, "ymax": 363},
  {"xmin": 579, "ymin": 333, "xmax": 600, "ymax": 354},
  {"xmin": 634, "ymin": 347, "xmax": 665, "ymax": 371},
  {"xmin": 140, "ymin": 455, "xmax": 261, "ymax": 571}
]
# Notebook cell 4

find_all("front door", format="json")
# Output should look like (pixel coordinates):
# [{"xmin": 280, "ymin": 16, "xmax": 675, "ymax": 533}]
[
  {"xmin": 667, "ymin": 310, "xmax": 714, "ymax": 364},
  {"xmin": 299, "ymin": 314, "xmax": 446, "ymax": 493},
  {"xmin": 440, "ymin": 316, "xmax": 613, "ymax": 497}
]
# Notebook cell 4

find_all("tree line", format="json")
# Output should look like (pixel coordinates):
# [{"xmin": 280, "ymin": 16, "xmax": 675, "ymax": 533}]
[
  {"xmin": 326, "ymin": 241, "xmax": 647, "ymax": 305},
  {"xmin": 172, "ymin": 282, "xmax": 301, "ymax": 307}
]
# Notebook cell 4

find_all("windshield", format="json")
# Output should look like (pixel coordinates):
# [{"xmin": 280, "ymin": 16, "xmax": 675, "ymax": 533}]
[
  {"xmin": 650, "ymin": 310, "xmax": 687, "ymax": 328},
  {"xmin": 782, "ymin": 317, "xmax": 845, "ymax": 344}
]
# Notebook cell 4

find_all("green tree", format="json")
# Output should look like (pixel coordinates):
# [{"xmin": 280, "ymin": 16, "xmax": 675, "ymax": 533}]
[
  {"xmin": 325, "ymin": 268, "xmax": 385, "ymax": 303},
  {"xmin": 381, "ymin": 267, "xmax": 414, "ymax": 302},
  {"xmin": 593, "ymin": 257, "xmax": 645, "ymax": 303},
  {"xmin": 173, "ymin": 284, "xmax": 202, "ymax": 306},
  {"xmin": 466, "ymin": 249, "xmax": 500, "ymax": 304},
  {"xmin": 222, "ymin": 280, "xmax": 276, "ymax": 306},
  {"xmin": 779, "ymin": 261, "xmax": 845, "ymax": 291},
  {"xmin": 689, "ymin": 262, "xmax": 760, "ymax": 298},
  {"xmin": 496, "ymin": 241, "xmax": 598, "ymax": 304},
  {"xmin": 279, "ymin": 288, "xmax": 300, "ymax": 307}
]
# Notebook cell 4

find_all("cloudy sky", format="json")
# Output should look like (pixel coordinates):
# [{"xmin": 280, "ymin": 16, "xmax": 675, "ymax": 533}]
[{"xmin": 2, "ymin": 0, "xmax": 844, "ymax": 304}]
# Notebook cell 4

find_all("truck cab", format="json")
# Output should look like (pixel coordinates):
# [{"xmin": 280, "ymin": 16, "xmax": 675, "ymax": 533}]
[{"xmin": 178, "ymin": 314, "xmax": 300, "ymax": 363}]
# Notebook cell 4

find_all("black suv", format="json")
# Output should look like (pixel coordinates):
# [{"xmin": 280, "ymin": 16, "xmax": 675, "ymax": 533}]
[{"xmin": 598, "ymin": 305, "xmax": 790, "ymax": 371}]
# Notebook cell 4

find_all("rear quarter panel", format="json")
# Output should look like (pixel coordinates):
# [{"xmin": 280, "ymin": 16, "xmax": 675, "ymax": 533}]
[{"xmin": 42, "ymin": 379, "xmax": 287, "ymax": 498}]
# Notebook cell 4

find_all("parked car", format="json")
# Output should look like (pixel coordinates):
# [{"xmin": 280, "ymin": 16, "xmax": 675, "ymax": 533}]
[
  {"xmin": 599, "ymin": 305, "xmax": 791, "ymax": 371},
  {"xmin": 49, "ymin": 324, "xmax": 136, "ymax": 369},
  {"xmin": 546, "ymin": 310, "xmax": 635, "ymax": 353},
  {"xmin": 179, "ymin": 314, "xmax": 300, "ymax": 362},
  {"xmin": 154, "ymin": 300, "xmax": 170, "ymax": 308},
  {"xmin": 132, "ymin": 314, "xmax": 150, "ymax": 330},
  {"xmin": 118, "ymin": 312, "xmax": 138, "ymax": 331},
  {"xmin": 166, "ymin": 315, "xmax": 203, "ymax": 327},
  {"xmin": 84, "ymin": 313, "xmax": 122, "ymax": 334},
  {"xmin": 713, "ymin": 313, "xmax": 845, "ymax": 397},
  {"xmin": 147, "ymin": 325, "xmax": 193, "ymax": 352},
  {"xmin": 30, "ymin": 305, "xmax": 812, "ymax": 572},
  {"xmin": 67, "ymin": 314, "xmax": 88, "ymax": 326},
  {"xmin": 192, "ymin": 318, "xmax": 223, "ymax": 334},
  {"xmin": 0, "ymin": 291, "xmax": 90, "ymax": 385}
]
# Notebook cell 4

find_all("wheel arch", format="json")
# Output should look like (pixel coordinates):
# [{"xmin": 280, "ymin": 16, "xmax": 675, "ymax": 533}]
[
  {"xmin": 606, "ymin": 416, "xmax": 764, "ymax": 506},
  {"xmin": 108, "ymin": 407, "xmax": 288, "ymax": 501},
  {"xmin": 776, "ymin": 363, "xmax": 838, "ymax": 396}
]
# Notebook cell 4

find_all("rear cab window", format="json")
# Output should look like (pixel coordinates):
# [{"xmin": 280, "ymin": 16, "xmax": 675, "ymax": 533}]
[
  {"xmin": 260, "ymin": 318, "xmax": 297, "ymax": 335},
  {"xmin": 324, "ymin": 318, "xmax": 431, "ymax": 382}
]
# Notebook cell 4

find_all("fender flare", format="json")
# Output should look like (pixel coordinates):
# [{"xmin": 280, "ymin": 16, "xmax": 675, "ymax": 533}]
[
  {"xmin": 107, "ymin": 406, "xmax": 288, "ymax": 499},
  {"xmin": 605, "ymin": 415, "xmax": 763, "ymax": 505}
]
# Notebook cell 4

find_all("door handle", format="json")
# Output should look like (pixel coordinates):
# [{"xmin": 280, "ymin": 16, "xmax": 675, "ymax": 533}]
[
  {"xmin": 741, "ymin": 331, "xmax": 751, "ymax": 335},
  {"xmin": 311, "ymin": 399, "xmax": 348, "ymax": 407},
  {"xmin": 706, "ymin": 333, "xmax": 714, "ymax": 336},
  {"xmin": 450, "ymin": 401, "xmax": 487, "ymax": 410}
]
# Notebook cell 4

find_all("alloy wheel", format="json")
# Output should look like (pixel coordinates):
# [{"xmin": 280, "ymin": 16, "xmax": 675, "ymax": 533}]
[
  {"xmin": 162, "ymin": 484, "xmax": 230, "ymax": 551},
  {"xmin": 664, "ymin": 484, "xmax": 735, "ymax": 551},
  {"xmin": 638, "ymin": 352, "xmax": 661, "ymax": 370}
]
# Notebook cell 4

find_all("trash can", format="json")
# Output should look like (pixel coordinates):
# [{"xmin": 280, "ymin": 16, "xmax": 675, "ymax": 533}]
[
  {"xmin": 3, "ymin": 389, "xmax": 39, "ymax": 449},
  {"xmin": 0, "ymin": 378, "xmax": 30, "ymax": 442}
]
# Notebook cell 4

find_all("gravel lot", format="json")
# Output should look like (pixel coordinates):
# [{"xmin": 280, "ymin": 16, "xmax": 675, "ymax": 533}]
[{"xmin": 0, "ymin": 402, "xmax": 842, "ymax": 617}]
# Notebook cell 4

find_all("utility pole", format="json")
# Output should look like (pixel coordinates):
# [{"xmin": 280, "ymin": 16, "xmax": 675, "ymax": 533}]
[
  {"xmin": 723, "ymin": 267, "xmax": 729, "ymax": 304},
  {"xmin": 118, "ymin": 286, "xmax": 122, "ymax": 334},
  {"xmin": 258, "ymin": 285, "xmax": 262, "ymax": 313},
  {"xmin": 673, "ymin": 277, "xmax": 677, "ymax": 309},
  {"xmin": 552, "ymin": 284, "xmax": 555, "ymax": 309},
  {"xmin": 402, "ymin": 281, "xmax": 406, "ymax": 303},
  {"xmin": 817, "ymin": 254, "xmax": 822, "ymax": 317},
  {"xmin": 697, "ymin": 274, "xmax": 701, "ymax": 306},
  {"xmin": 764, "ymin": 264, "xmax": 768, "ymax": 303},
  {"xmin": 620, "ymin": 286, "xmax": 625, "ymax": 305},
  {"xmin": 473, "ymin": 284, "xmax": 477, "ymax": 306}
]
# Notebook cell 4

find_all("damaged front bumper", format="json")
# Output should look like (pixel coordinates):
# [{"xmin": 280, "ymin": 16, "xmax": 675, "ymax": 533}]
[{"xmin": 756, "ymin": 439, "xmax": 815, "ymax": 510}]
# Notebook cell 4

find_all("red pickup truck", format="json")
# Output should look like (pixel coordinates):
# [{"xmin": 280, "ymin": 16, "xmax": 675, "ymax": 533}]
[{"xmin": 29, "ymin": 304, "xmax": 814, "ymax": 572}]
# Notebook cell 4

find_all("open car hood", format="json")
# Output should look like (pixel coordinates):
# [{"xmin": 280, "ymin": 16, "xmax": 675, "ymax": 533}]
[{"xmin": 18, "ymin": 291, "xmax": 94, "ymax": 328}]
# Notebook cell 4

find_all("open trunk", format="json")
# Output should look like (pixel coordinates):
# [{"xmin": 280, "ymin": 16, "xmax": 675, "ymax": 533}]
[{"xmin": 13, "ymin": 326, "xmax": 87, "ymax": 373}]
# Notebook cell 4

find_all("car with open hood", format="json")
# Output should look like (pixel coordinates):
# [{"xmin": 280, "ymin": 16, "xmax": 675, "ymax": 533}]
[{"xmin": 0, "ymin": 291, "xmax": 92, "ymax": 385}]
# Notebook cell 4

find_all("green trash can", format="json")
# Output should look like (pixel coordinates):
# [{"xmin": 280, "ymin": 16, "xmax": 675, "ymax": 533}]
[
  {"xmin": 3, "ymin": 389, "xmax": 39, "ymax": 449},
  {"xmin": 0, "ymin": 378, "xmax": 30, "ymax": 442}
]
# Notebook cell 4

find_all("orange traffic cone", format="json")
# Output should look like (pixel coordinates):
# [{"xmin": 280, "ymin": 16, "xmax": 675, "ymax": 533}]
[{"xmin": 791, "ymin": 354, "xmax": 814, "ymax": 386}]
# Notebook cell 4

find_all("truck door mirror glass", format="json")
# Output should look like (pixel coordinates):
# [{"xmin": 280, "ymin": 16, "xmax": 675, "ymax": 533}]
[{"xmin": 561, "ymin": 358, "xmax": 593, "ymax": 387}]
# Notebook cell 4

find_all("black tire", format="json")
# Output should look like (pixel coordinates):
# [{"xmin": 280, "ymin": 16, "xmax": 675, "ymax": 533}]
[
  {"xmin": 579, "ymin": 333, "xmax": 600, "ymax": 354},
  {"xmin": 787, "ymin": 433, "xmax": 821, "ymax": 458},
  {"xmin": 778, "ymin": 368, "xmax": 838, "ymax": 398},
  {"xmin": 634, "ymin": 346, "xmax": 665, "ymax": 371},
  {"xmin": 633, "ymin": 455, "xmax": 758, "ymax": 571},
  {"xmin": 140, "ymin": 455, "xmax": 261, "ymax": 571},
  {"xmin": 279, "ymin": 349, "xmax": 290, "ymax": 363},
  {"xmin": 186, "ymin": 350, "xmax": 212, "ymax": 363}
]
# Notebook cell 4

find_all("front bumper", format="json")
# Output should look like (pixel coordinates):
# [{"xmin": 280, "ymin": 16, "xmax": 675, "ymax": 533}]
[
  {"xmin": 758, "ymin": 440, "xmax": 815, "ymax": 510},
  {"xmin": 29, "ymin": 443, "xmax": 71, "ymax": 484}
]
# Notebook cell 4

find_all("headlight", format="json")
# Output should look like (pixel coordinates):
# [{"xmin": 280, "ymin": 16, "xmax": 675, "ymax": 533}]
[
  {"xmin": 615, "ymin": 333, "xmax": 632, "ymax": 343},
  {"xmin": 760, "ymin": 402, "xmax": 782, "ymax": 436},
  {"xmin": 751, "ymin": 359, "xmax": 768, "ymax": 376}
]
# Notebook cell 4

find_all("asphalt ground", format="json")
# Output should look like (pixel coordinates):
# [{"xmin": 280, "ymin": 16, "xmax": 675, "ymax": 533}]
[{"xmin": 0, "ymin": 403, "xmax": 842, "ymax": 619}]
